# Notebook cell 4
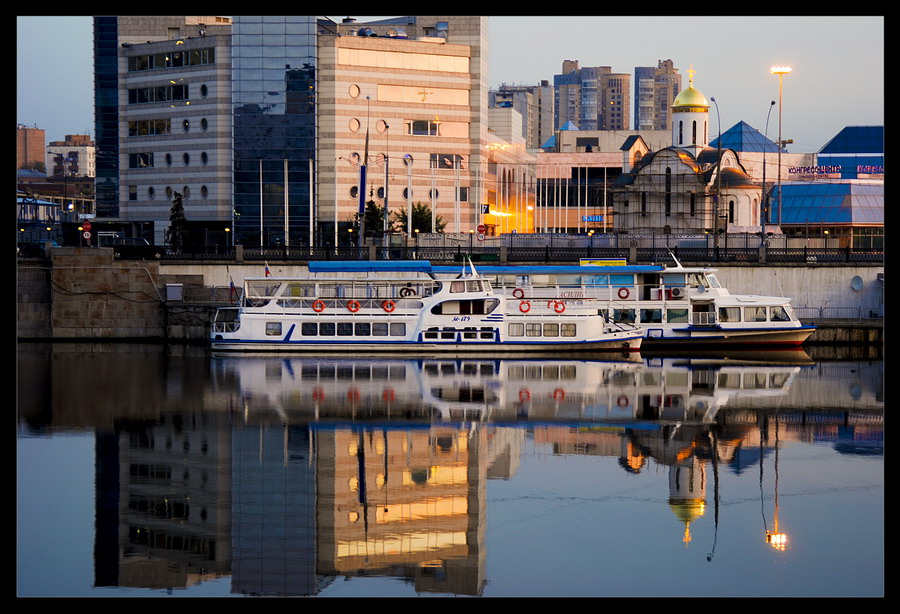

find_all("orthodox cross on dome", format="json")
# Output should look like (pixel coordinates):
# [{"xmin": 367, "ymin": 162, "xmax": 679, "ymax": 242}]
[{"xmin": 687, "ymin": 65, "xmax": 695, "ymax": 87}]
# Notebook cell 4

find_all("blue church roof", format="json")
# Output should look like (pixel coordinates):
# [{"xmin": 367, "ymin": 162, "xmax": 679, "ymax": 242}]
[{"xmin": 709, "ymin": 121, "xmax": 782, "ymax": 153}]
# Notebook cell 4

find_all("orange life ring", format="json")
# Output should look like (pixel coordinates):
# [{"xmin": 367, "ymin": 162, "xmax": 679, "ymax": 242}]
[
  {"xmin": 347, "ymin": 388, "xmax": 360, "ymax": 401},
  {"xmin": 347, "ymin": 300, "xmax": 361, "ymax": 312},
  {"xmin": 312, "ymin": 387, "xmax": 325, "ymax": 401},
  {"xmin": 553, "ymin": 388, "xmax": 566, "ymax": 401},
  {"xmin": 519, "ymin": 389, "xmax": 531, "ymax": 402},
  {"xmin": 512, "ymin": 288, "xmax": 525, "ymax": 299},
  {"xmin": 553, "ymin": 300, "xmax": 566, "ymax": 313},
  {"xmin": 617, "ymin": 395, "xmax": 629, "ymax": 407},
  {"xmin": 618, "ymin": 287, "xmax": 630, "ymax": 299},
  {"xmin": 382, "ymin": 300, "xmax": 396, "ymax": 313},
  {"xmin": 519, "ymin": 300, "xmax": 531, "ymax": 313},
  {"xmin": 382, "ymin": 388, "xmax": 395, "ymax": 402},
  {"xmin": 312, "ymin": 299, "xmax": 326, "ymax": 312}
]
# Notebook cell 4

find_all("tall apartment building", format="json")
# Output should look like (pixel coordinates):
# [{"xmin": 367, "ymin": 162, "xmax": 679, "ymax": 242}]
[
  {"xmin": 489, "ymin": 81, "xmax": 555, "ymax": 150},
  {"xmin": 553, "ymin": 61, "xmax": 630, "ymax": 131},
  {"xmin": 46, "ymin": 134, "xmax": 96, "ymax": 178},
  {"xmin": 634, "ymin": 59, "xmax": 681, "ymax": 131},
  {"xmin": 93, "ymin": 16, "xmax": 233, "ymax": 237}
]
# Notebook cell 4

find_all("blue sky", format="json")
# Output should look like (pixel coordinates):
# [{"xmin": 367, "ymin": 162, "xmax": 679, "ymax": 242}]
[{"xmin": 17, "ymin": 15, "xmax": 884, "ymax": 153}]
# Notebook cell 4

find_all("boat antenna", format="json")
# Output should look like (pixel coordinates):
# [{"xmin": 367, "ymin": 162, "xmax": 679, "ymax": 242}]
[
  {"xmin": 666, "ymin": 247, "xmax": 683, "ymax": 269},
  {"xmin": 466, "ymin": 256, "xmax": 479, "ymax": 277}
]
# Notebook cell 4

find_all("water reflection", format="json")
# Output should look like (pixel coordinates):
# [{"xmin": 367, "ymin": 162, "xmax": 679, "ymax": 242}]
[{"xmin": 17, "ymin": 344, "xmax": 883, "ymax": 597}]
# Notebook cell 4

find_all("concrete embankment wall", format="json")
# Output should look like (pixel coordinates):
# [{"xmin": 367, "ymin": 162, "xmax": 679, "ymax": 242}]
[{"xmin": 17, "ymin": 249, "xmax": 883, "ymax": 345}]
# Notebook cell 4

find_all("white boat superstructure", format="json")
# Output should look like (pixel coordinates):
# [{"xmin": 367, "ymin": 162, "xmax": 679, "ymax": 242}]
[
  {"xmin": 211, "ymin": 262, "xmax": 643, "ymax": 354},
  {"xmin": 449, "ymin": 260, "xmax": 816, "ymax": 347}
]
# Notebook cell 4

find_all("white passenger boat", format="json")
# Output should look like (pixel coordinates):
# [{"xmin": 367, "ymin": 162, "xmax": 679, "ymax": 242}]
[
  {"xmin": 210, "ymin": 261, "xmax": 643, "ymax": 354},
  {"xmin": 433, "ymin": 257, "xmax": 816, "ymax": 347}
]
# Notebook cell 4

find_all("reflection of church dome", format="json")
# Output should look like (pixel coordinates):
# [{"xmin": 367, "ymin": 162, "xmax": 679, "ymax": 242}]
[{"xmin": 669, "ymin": 498, "xmax": 706, "ymax": 545}]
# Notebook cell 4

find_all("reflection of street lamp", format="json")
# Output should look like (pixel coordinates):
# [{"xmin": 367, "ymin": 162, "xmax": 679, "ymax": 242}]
[
  {"xmin": 771, "ymin": 66, "xmax": 791, "ymax": 226},
  {"xmin": 469, "ymin": 229, "xmax": 474, "ymax": 253}
]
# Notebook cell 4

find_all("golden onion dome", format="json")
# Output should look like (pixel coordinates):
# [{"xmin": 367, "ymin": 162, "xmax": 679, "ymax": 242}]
[
  {"xmin": 672, "ymin": 66, "xmax": 709, "ymax": 111},
  {"xmin": 672, "ymin": 86, "xmax": 708, "ymax": 111}
]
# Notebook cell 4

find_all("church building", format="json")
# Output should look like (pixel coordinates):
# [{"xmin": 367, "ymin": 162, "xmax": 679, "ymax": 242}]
[{"xmin": 612, "ymin": 70, "xmax": 763, "ymax": 235}]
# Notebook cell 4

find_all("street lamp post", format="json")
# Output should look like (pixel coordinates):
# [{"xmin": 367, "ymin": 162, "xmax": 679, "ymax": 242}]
[
  {"xmin": 771, "ymin": 66, "xmax": 791, "ymax": 227},
  {"xmin": 762, "ymin": 100, "xmax": 776, "ymax": 234},
  {"xmin": 710, "ymin": 97, "xmax": 722, "ymax": 250}
]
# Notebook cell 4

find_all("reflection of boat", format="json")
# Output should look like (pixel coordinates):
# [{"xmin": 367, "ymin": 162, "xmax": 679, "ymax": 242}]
[
  {"xmin": 215, "ymin": 352, "xmax": 809, "ymax": 424},
  {"xmin": 211, "ymin": 262, "xmax": 642, "ymax": 354},
  {"xmin": 431, "ymin": 259, "xmax": 816, "ymax": 347}
]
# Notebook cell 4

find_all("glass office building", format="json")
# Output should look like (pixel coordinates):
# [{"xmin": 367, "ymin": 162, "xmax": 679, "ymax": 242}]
[
  {"xmin": 817, "ymin": 126, "xmax": 884, "ymax": 180},
  {"xmin": 93, "ymin": 17, "xmax": 120, "ymax": 219},
  {"xmin": 232, "ymin": 16, "xmax": 317, "ymax": 246}
]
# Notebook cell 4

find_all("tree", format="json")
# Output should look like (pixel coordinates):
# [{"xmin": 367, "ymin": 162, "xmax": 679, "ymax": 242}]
[
  {"xmin": 165, "ymin": 191, "xmax": 189, "ymax": 249},
  {"xmin": 392, "ymin": 202, "xmax": 446, "ymax": 234},
  {"xmin": 357, "ymin": 200, "xmax": 395, "ymax": 238}
]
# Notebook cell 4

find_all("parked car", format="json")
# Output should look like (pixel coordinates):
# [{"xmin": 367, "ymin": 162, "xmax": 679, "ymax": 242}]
[{"xmin": 112, "ymin": 237, "xmax": 166, "ymax": 259}]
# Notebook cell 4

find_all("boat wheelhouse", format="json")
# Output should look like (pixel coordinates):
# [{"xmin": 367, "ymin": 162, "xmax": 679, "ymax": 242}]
[{"xmin": 210, "ymin": 261, "xmax": 643, "ymax": 354}]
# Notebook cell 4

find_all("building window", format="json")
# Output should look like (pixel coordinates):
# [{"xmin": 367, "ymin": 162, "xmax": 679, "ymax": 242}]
[
  {"xmin": 201, "ymin": 152, "xmax": 208, "ymax": 165},
  {"xmin": 201, "ymin": 118, "xmax": 208, "ymax": 131},
  {"xmin": 183, "ymin": 153, "xmax": 190, "ymax": 166},
  {"xmin": 148, "ymin": 187, "xmax": 155, "ymax": 199},
  {"xmin": 201, "ymin": 186, "xmax": 208, "ymax": 198},
  {"xmin": 183, "ymin": 119, "xmax": 190, "ymax": 133},
  {"xmin": 129, "ymin": 153, "xmax": 153, "ymax": 168},
  {"xmin": 165, "ymin": 153, "xmax": 172, "ymax": 167},
  {"xmin": 129, "ymin": 185, "xmax": 137, "ymax": 200}
]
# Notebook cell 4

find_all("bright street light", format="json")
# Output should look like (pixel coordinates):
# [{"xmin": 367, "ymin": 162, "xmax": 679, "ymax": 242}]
[{"xmin": 771, "ymin": 66, "xmax": 792, "ymax": 226}]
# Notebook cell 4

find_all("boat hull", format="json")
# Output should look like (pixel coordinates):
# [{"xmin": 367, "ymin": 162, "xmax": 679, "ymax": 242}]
[
  {"xmin": 211, "ymin": 333, "xmax": 643, "ymax": 354},
  {"xmin": 641, "ymin": 324, "xmax": 816, "ymax": 347}
]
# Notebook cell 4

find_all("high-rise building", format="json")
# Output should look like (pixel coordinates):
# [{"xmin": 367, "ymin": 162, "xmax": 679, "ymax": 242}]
[
  {"xmin": 231, "ymin": 16, "xmax": 317, "ymax": 247},
  {"xmin": 490, "ymin": 81, "xmax": 555, "ymax": 150},
  {"xmin": 634, "ymin": 60, "xmax": 681, "ymax": 131},
  {"xmin": 17, "ymin": 124, "xmax": 45, "ymax": 171},
  {"xmin": 317, "ymin": 16, "xmax": 495, "ymax": 240},
  {"xmin": 93, "ymin": 16, "xmax": 233, "ymax": 238},
  {"xmin": 553, "ymin": 61, "xmax": 630, "ymax": 131}
]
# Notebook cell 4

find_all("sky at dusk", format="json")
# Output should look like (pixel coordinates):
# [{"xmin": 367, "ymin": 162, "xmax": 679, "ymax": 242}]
[{"xmin": 17, "ymin": 15, "xmax": 884, "ymax": 153}]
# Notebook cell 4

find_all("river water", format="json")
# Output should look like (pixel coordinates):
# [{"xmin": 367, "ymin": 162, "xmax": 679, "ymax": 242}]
[{"xmin": 17, "ymin": 343, "xmax": 883, "ymax": 598}]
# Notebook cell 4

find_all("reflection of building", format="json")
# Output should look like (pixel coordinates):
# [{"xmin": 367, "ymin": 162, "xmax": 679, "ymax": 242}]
[
  {"xmin": 95, "ymin": 417, "xmax": 233, "ymax": 590},
  {"xmin": 316, "ymin": 426, "xmax": 487, "ymax": 595}
]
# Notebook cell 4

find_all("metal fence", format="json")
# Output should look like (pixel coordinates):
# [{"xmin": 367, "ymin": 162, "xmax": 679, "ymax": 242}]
[{"xmin": 23, "ymin": 232, "xmax": 881, "ymax": 264}]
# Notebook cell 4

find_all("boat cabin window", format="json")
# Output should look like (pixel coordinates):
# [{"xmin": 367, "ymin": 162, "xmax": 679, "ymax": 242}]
[
  {"xmin": 706, "ymin": 274, "xmax": 721, "ymax": 288},
  {"xmin": 640, "ymin": 308, "xmax": 663, "ymax": 323},
  {"xmin": 770, "ymin": 306, "xmax": 791, "ymax": 321},
  {"xmin": 508, "ymin": 322, "xmax": 576, "ymax": 337},
  {"xmin": 431, "ymin": 298, "xmax": 500, "ymax": 315},
  {"xmin": 718, "ymin": 307, "xmax": 741, "ymax": 322},
  {"xmin": 688, "ymin": 273, "xmax": 710, "ymax": 288},
  {"xmin": 666, "ymin": 308, "xmax": 689, "ymax": 323},
  {"xmin": 613, "ymin": 308, "xmax": 636, "ymax": 324},
  {"xmin": 744, "ymin": 306, "xmax": 768, "ymax": 322},
  {"xmin": 265, "ymin": 322, "xmax": 282, "ymax": 336}
]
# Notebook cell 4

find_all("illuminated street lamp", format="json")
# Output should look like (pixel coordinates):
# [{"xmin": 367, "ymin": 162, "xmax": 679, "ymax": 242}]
[{"xmin": 771, "ymin": 66, "xmax": 792, "ymax": 226}]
